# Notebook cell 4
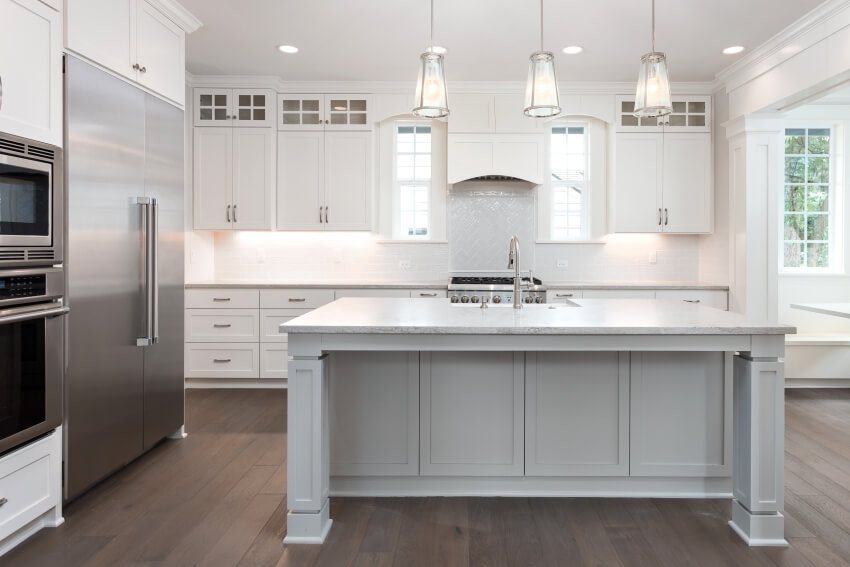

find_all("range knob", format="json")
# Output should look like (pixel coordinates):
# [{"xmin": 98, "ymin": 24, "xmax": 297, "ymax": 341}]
[
  {"xmin": 534, "ymin": 296, "xmax": 544, "ymax": 304},
  {"xmin": 460, "ymin": 295, "xmax": 470, "ymax": 303},
  {"xmin": 492, "ymin": 295, "xmax": 502, "ymax": 304},
  {"xmin": 450, "ymin": 295, "xmax": 459, "ymax": 303},
  {"xmin": 524, "ymin": 296, "xmax": 534, "ymax": 304},
  {"xmin": 471, "ymin": 296, "xmax": 481, "ymax": 303}
]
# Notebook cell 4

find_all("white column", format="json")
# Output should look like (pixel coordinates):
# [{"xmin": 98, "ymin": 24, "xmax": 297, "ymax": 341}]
[
  {"xmin": 729, "ymin": 336, "xmax": 787, "ymax": 546},
  {"xmin": 284, "ymin": 335, "xmax": 332, "ymax": 544},
  {"xmin": 723, "ymin": 116, "xmax": 783, "ymax": 321}
]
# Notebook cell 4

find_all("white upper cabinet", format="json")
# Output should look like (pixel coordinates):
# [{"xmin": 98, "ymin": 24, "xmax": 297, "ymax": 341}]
[
  {"xmin": 276, "ymin": 131, "xmax": 371, "ymax": 231},
  {"xmin": 613, "ymin": 131, "xmax": 712, "ymax": 234},
  {"xmin": 135, "ymin": 0, "xmax": 184, "ymax": 104},
  {"xmin": 65, "ymin": 0, "xmax": 199, "ymax": 106},
  {"xmin": 277, "ymin": 94, "xmax": 370, "ymax": 131},
  {"xmin": 493, "ymin": 93, "xmax": 544, "ymax": 134},
  {"xmin": 0, "ymin": 0, "xmax": 63, "ymax": 146},
  {"xmin": 193, "ymin": 127, "xmax": 274, "ymax": 230},
  {"xmin": 616, "ymin": 95, "xmax": 711, "ymax": 133},
  {"xmin": 448, "ymin": 94, "xmax": 495, "ymax": 133},
  {"xmin": 194, "ymin": 88, "xmax": 273, "ymax": 127}
]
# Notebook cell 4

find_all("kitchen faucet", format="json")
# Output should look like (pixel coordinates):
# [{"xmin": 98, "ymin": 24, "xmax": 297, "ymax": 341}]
[{"xmin": 507, "ymin": 235, "xmax": 521, "ymax": 309}]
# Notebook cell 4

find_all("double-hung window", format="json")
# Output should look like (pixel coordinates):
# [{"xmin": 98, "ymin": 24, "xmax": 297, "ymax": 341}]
[
  {"xmin": 395, "ymin": 124, "xmax": 432, "ymax": 239},
  {"xmin": 550, "ymin": 124, "xmax": 589, "ymax": 240},
  {"xmin": 783, "ymin": 127, "xmax": 836, "ymax": 270}
]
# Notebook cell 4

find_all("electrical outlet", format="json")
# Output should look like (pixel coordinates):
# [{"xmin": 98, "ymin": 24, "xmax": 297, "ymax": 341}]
[
  {"xmin": 648, "ymin": 251, "xmax": 658, "ymax": 264},
  {"xmin": 556, "ymin": 259, "xmax": 568, "ymax": 268},
  {"xmin": 399, "ymin": 259, "xmax": 412, "ymax": 269}
]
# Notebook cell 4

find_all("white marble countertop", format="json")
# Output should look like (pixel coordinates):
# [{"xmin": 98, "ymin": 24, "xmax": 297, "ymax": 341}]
[
  {"xmin": 184, "ymin": 280, "xmax": 728, "ymax": 291},
  {"xmin": 282, "ymin": 298, "xmax": 794, "ymax": 335}
]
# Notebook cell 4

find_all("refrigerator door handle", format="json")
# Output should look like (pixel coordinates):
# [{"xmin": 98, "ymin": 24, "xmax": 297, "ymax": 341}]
[
  {"xmin": 151, "ymin": 197, "xmax": 159, "ymax": 344},
  {"xmin": 136, "ymin": 197, "xmax": 155, "ymax": 346}
]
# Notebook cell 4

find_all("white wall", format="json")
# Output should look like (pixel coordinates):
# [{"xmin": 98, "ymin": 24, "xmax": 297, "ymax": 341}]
[
  {"xmin": 698, "ymin": 90, "xmax": 731, "ymax": 285},
  {"xmin": 207, "ymin": 231, "xmax": 701, "ymax": 283}
]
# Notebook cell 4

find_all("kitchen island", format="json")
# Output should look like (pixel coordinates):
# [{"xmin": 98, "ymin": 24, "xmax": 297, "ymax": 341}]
[{"xmin": 282, "ymin": 298, "xmax": 794, "ymax": 547}]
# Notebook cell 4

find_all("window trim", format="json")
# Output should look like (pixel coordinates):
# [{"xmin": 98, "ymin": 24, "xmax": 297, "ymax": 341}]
[
  {"xmin": 779, "ymin": 121, "xmax": 844, "ymax": 274},
  {"xmin": 543, "ymin": 120, "xmax": 592, "ymax": 242},
  {"xmin": 393, "ymin": 122, "xmax": 432, "ymax": 240}
]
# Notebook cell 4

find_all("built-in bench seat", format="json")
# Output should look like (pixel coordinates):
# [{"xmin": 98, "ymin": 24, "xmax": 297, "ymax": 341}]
[{"xmin": 785, "ymin": 334, "xmax": 850, "ymax": 386}]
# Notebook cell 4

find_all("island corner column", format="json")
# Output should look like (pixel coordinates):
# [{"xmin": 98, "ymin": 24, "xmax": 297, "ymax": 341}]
[
  {"xmin": 729, "ymin": 334, "xmax": 787, "ymax": 546},
  {"xmin": 283, "ymin": 334, "xmax": 332, "ymax": 544}
]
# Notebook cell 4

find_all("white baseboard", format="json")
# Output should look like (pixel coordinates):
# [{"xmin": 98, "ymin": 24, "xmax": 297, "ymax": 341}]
[
  {"xmin": 329, "ymin": 475, "xmax": 733, "ymax": 498},
  {"xmin": 185, "ymin": 378, "xmax": 287, "ymax": 389}
]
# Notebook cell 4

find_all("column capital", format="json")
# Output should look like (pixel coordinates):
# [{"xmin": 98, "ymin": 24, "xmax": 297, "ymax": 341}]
[{"xmin": 723, "ymin": 114, "xmax": 785, "ymax": 139}]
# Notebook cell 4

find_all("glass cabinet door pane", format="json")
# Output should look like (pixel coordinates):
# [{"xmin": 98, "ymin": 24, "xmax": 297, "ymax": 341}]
[
  {"xmin": 283, "ymin": 100, "xmax": 301, "ymax": 112},
  {"xmin": 253, "ymin": 109, "xmax": 265, "ymax": 121},
  {"xmin": 238, "ymin": 94, "xmax": 251, "ymax": 106},
  {"xmin": 330, "ymin": 114, "xmax": 347, "ymax": 125},
  {"xmin": 303, "ymin": 114, "xmax": 321, "ymax": 125},
  {"xmin": 283, "ymin": 114, "xmax": 301, "ymax": 125},
  {"xmin": 350, "ymin": 99, "xmax": 367, "ymax": 112},
  {"xmin": 672, "ymin": 101, "xmax": 686, "ymax": 113},
  {"xmin": 253, "ymin": 95, "xmax": 265, "ymax": 106},
  {"xmin": 199, "ymin": 94, "xmax": 212, "ymax": 106},
  {"xmin": 239, "ymin": 109, "xmax": 251, "ymax": 120},
  {"xmin": 688, "ymin": 115, "xmax": 706, "ymax": 127},
  {"xmin": 621, "ymin": 101, "xmax": 635, "ymax": 113},
  {"xmin": 214, "ymin": 94, "xmax": 227, "ymax": 106},
  {"xmin": 303, "ymin": 100, "xmax": 320, "ymax": 112},
  {"xmin": 688, "ymin": 101, "xmax": 706, "ymax": 113},
  {"xmin": 350, "ymin": 113, "xmax": 367, "ymax": 125},
  {"xmin": 330, "ymin": 99, "xmax": 347, "ymax": 111},
  {"xmin": 621, "ymin": 115, "xmax": 638, "ymax": 127}
]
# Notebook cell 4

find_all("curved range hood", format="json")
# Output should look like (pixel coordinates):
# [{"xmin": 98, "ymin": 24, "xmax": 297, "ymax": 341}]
[
  {"xmin": 447, "ymin": 134, "xmax": 544, "ymax": 185},
  {"xmin": 456, "ymin": 174, "xmax": 534, "ymax": 183}
]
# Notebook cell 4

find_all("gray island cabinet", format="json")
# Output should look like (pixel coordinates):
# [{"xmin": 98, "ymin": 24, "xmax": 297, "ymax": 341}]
[{"xmin": 281, "ymin": 298, "xmax": 794, "ymax": 547}]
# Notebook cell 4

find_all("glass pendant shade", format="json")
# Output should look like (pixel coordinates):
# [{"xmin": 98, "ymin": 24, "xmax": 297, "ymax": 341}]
[
  {"xmin": 524, "ymin": 51, "xmax": 561, "ymax": 117},
  {"xmin": 634, "ymin": 52, "xmax": 672, "ymax": 117},
  {"xmin": 413, "ymin": 52, "xmax": 449, "ymax": 118}
]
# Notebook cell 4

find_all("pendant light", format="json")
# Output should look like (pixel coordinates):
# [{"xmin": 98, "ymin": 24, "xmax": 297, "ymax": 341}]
[
  {"xmin": 523, "ymin": 0, "xmax": 560, "ymax": 118},
  {"xmin": 413, "ymin": 0, "xmax": 449, "ymax": 118},
  {"xmin": 633, "ymin": 0, "xmax": 672, "ymax": 118}
]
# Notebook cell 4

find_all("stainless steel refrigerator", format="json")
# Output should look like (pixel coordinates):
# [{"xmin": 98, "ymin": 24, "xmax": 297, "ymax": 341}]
[{"xmin": 64, "ymin": 56, "xmax": 185, "ymax": 501}]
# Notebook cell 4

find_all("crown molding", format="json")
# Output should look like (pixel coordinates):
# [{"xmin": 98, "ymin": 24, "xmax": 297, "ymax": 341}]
[
  {"xmin": 185, "ymin": 73, "xmax": 715, "ymax": 96},
  {"xmin": 715, "ymin": 0, "xmax": 850, "ymax": 93},
  {"xmin": 149, "ymin": 0, "xmax": 203, "ymax": 33}
]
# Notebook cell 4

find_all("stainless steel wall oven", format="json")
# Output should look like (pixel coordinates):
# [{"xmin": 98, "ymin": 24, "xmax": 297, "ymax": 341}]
[
  {"xmin": 0, "ymin": 132, "xmax": 63, "ymax": 266},
  {"xmin": 0, "ymin": 267, "xmax": 66, "ymax": 455}
]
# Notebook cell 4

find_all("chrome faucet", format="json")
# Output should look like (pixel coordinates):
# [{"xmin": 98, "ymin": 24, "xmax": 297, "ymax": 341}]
[{"xmin": 507, "ymin": 235, "xmax": 521, "ymax": 309}]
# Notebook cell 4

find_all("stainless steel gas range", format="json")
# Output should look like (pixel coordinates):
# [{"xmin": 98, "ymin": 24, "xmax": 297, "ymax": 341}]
[{"xmin": 448, "ymin": 275, "xmax": 547, "ymax": 305}]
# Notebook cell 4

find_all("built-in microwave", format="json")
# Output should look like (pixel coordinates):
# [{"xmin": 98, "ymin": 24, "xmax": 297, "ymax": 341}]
[
  {"xmin": 0, "ymin": 132, "xmax": 63, "ymax": 266},
  {"xmin": 0, "ymin": 267, "xmax": 67, "ymax": 456}
]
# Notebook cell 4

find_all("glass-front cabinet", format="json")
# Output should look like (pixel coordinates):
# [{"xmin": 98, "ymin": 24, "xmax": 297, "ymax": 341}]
[
  {"xmin": 277, "ymin": 94, "xmax": 370, "ymax": 131},
  {"xmin": 616, "ymin": 95, "xmax": 710, "ymax": 133},
  {"xmin": 194, "ymin": 88, "xmax": 274, "ymax": 127}
]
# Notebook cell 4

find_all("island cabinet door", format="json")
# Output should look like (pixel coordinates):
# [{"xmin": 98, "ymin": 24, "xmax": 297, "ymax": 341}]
[
  {"xmin": 420, "ymin": 352, "xmax": 524, "ymax": 476},
  {"xmin": 329, "ymin": 352, "xmax": 419, "ymax": 476},
  {"xmin": 525, "ymin": 352, "xmax": 629, "ymax": 476},
  {"xmin": 630, "ymin": 352, "xmax": 733, "ymax": 477}
]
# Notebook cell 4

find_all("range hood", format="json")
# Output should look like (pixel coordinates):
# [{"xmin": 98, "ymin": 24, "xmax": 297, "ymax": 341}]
[{"xmin": 447, "ymin": 133, "xmax": 544, "ymax": 185}]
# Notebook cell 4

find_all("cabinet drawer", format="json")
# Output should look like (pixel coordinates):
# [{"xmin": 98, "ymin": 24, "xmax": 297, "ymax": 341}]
[
  {"xmin": 582, "ymin": 289, "xmax": 656, "ymax": 299},
  {"xmin": 546, "ymin": 290, "xmax": 583, "ymax": 303},
  {"xmin": 655, "ymin": 290, "xmax": 728, "ymax": 311},
  {"xmin": 260, "ymin": 289, "xmax": 334, "ymax": 309},
  {"xmin": 185, "ymin": 289, "xmax": 259, "ymax": 309},
  {"xmin": 0, "ymin": 434, "xmax": 55, "ymax": 539},
  {"xmin": 410, "ymin": 290, "xmax": 447, "ymax": 298},
  {"xmin": 185, "ymin": 309, "xmax": 260, "ymax": 342},
  {"xmin": 260, "ymin": 344, "xmax": 288, "ymax": 379},
  {"xmin": 335, "ymin": 289, "xmax": 410, "ymax": 299},
  {"xmin": 184, "ymin": 343, "xmax": 260, "ymax": 379},
  {"xmin": 261, "ymin": 309, "xmax": 311, "ymax": 343}
]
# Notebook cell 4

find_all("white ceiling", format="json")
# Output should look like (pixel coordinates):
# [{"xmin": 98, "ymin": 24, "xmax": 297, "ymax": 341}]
[{"xmin": 178, "ymin": 0, "xmax": 826, "ymax": 83}]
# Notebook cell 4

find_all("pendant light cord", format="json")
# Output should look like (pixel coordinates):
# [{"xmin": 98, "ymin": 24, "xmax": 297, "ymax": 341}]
[
  {"xmin": 430, "ymin": 0, "xmax": 434, "ymax": 48},
  {"xmin": 651, "ymin": 0, "xmax": 655, "ymax": 53},
  {"xmin": 540, "ymin": 0, "xmax": 544, "ymax": 52}
]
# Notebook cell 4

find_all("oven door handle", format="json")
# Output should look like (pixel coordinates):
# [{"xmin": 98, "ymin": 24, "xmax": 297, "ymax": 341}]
[{"xmin": 0, "ymin": 306, "xmax": 69, "ymax": 325}]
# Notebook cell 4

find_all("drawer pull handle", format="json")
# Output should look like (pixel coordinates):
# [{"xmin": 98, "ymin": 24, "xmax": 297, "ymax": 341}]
[
  {"xmin": 213, "ymin": 323, "xmax": 232, "ymax": 328},
  {"xmin": 288, "ymin": 298, "xmax": 307, "ymax": 302},
  {"xmin": 212, "ymin": 298, "xmax": 231, "ymax": 302},
  {"xmin": 213, "ymin": 358, "xmax": 231, "ymax": 363},
  {"xmin": 0, "ymin": 498, "xmax": 6, "ymax": 507},
  {"xmin": 684, "ymin": 299, "xmax": 701, "ymax": 303},
  {"xmin": 419, "ymin": 293, "xmax": 438, "ymax": 297},
  {"xmin": 556, "ymin": 293, "xmax": 574, "ymax": 298}
]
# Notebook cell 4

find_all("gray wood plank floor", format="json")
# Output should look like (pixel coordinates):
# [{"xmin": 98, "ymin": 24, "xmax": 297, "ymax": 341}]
[{"xmin": 3, "ymin": 388, "xmax": 849, "ymax": 567}]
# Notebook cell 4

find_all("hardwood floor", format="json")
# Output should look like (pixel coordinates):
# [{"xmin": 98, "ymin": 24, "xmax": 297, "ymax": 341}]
[{"xmin": 3, "ymin": 388, "xmax": 850, "ymax": 567}]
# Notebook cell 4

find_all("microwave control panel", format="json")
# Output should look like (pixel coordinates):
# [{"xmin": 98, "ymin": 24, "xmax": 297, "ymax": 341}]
[{"xmin": 0, "ymin": 274, "xmax": 47, "ymax": 300}]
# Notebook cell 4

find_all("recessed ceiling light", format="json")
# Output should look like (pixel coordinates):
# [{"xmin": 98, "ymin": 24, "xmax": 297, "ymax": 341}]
[
  {"xmin": 426, "ymin": 45, "xmax": 447, "ymax": 55},
  {"xmin": 277, "ymin": 44, "xmax": 299, "ymax": 54},
  {"xmin": 562, "ymin": 46, "xmax": 584, "ymax": 55},
  {"xmin": 722, "ymin": 45, "xmax": 745, "ymax": 55}
]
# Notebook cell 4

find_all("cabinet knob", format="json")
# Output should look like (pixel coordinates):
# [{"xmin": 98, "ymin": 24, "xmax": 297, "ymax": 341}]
[
  {"xmin": 657, "ymin": 208, "xmax": 662, "ymax": 226},
  {"xmin": 132, "ymin": 63, "xmax": 140, "ymax": 71},
  {"xmin": 140, "ymin": 66, "xmax": 147, "ymax": 74},
  {"xmin": 0, "ymin": 497, "xmax": 7, "ymax": 507},
  {"xmin": 226, "ymin": 204, "xmax": 231, "ymax": 222},
  {"xmin": 324, "ymin": 206, "xmax": 329, "ymax": 223},
  {"xmin": 233, "ymin": 204, "xmax": 237, "ymax": 223},
  {"xmin": 664, "ymin": 208, "xmax": 668, "ymax": 226},
  {"xmin": 319, "ymin": 206, "xmax": 323, "ymax": 223}
]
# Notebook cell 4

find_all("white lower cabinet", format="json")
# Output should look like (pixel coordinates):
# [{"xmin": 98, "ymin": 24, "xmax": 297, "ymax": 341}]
[
  {"xmin": 525, "ymin": 352, "xmax": 629, "ymax": 476},
  {"xmin": 583, "ymin": 289, "xmax": 656, "ymax": 299},
  {"xmin": 630, "ymin": 351, "xmax": 732, "ymax": 477},
  {"xmin": 184, "ymin": 342, "xmax": 260, "ymax": 379},
  {"xmin": 330, "ymin": 352, "xmax": 419, "ymax": 476},
  {"xmin": 420, "ymin": 352, "xmax": 524, "ymax": 476},
  {"xmin": 0, "ymin": 428, "xmax": 62, "ymax": 557},
  {"xmin": 655, "ymin": 290, "xmax": 728, "ymax": 310},
  {"xmin": 184, "ymin": 309, "xmax": 260, "ymax": 342},
  {"xmin": 546, "ymin": 290, "xmax": 583, "ymax": 303}
]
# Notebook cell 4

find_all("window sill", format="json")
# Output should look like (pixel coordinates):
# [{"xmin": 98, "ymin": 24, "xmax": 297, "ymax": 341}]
[
  {"xmin": 778, "ymin": 270, "xmax": 847, "ymax": 277},
  {"xmin": 536, "ymin": 240, "xmax": 607, "ymax": 245},
  {"xmin": 376, "ymin": 239, "xmax": 449, "ymax": 244}
]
